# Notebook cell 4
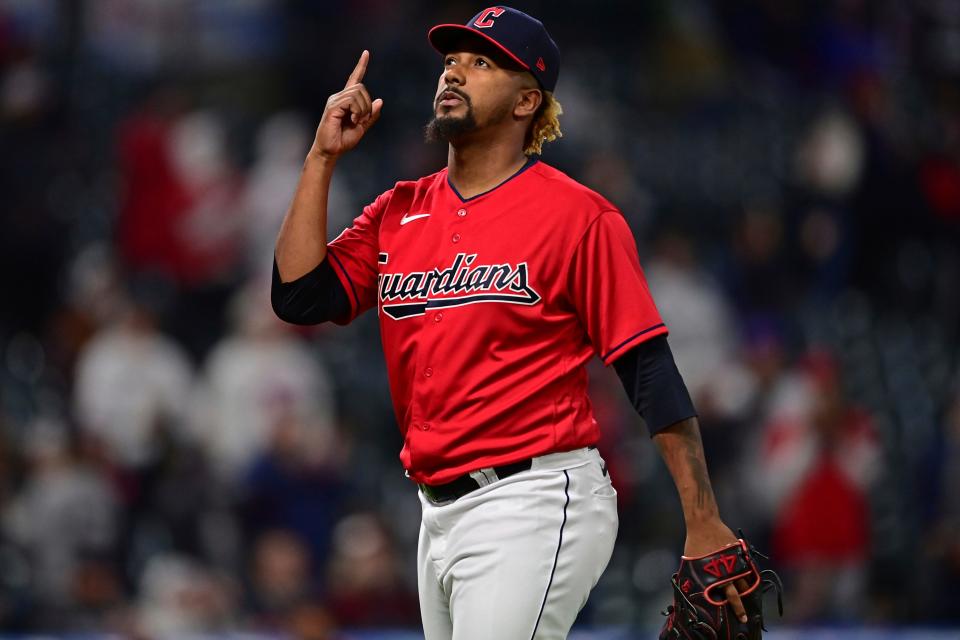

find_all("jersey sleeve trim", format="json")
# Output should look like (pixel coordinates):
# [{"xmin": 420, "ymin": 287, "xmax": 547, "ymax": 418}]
[
  {"xmin": 326, "ymin": 248, "xmax": 360, "ymax": 314},
  {"xmin": 601, "ymin": 322, "xmax": 669, "ymax": 365}
]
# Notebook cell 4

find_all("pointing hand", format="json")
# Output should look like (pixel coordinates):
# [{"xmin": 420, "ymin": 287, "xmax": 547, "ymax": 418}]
[{"xmin": 312, "ymin": 50, "xmax": 384, "ymax": 160}]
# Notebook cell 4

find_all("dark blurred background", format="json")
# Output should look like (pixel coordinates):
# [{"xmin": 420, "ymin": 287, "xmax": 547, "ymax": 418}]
[{"xmin": 0, "ymin": 0, "xmax": 959, "ymax": 637}]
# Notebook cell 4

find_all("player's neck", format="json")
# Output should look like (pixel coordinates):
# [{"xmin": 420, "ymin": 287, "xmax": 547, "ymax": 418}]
[{"xmin": 446, "ymin": 137, "xmax": 528, "ymax": 200}]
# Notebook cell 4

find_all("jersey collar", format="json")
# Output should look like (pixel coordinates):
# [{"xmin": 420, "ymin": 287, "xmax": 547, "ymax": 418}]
[{"xmin": 446, "ymin": 155, "xmax": 539, "ymax": 203}]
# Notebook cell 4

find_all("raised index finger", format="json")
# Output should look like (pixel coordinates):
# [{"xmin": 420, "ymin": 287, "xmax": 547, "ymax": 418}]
[{"xmin": 344, "ymin": 50, "xmax": 370, "ymax": 89}]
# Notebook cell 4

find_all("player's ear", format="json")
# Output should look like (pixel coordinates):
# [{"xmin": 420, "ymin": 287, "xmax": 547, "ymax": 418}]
[{"xmin": 514, "ymin": 87, "xmax": 542, "ymax": 119}]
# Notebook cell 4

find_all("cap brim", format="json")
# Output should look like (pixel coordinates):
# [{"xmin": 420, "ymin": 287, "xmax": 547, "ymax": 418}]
[{"xmin": 428, "ymin": 24, "xmax": 530, "ymax": 71}]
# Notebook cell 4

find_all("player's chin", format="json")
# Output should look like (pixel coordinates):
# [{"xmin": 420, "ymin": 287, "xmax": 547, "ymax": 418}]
[
  {"xmin": 435, "ymin": 103, "xmax": 466, "ymax": 116},
  {"xmin": 431, "ymin": 111, "xmax": 468, "ymax": 128},
  {"xmin": 425, "ymin": 110, "xmax": 477, "ymax": 143}
]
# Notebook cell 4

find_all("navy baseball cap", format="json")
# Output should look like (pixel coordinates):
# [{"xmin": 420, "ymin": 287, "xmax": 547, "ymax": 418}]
[{"xmin": 428, "ymin": 6, "xmax": 561, "ymax": 92}]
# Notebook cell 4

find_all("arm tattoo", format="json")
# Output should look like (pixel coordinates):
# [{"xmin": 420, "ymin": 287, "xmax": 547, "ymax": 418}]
[
  {"xmin": 678, "ymin": 421, "xmax": 713, "ymax": 510},
  {"xmin": 653, "ymin": 417, "xmax": 719, "ymax": 522}
]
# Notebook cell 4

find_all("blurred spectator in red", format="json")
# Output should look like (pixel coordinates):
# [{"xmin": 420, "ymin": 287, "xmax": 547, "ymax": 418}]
[
  {"xmin": 921, "ymin": 152, "xmax": 960, "ymax": 223},
  {"xmin": 749, "ymin": 350, "xmax": 880, "ymax": 622},
  {"xmin": 116, "ymin": 102, "xmax": 245, "ymax": 357},
  {"xmin": 115, "ymin": 98, "xmax": 188, "ymax": 283},
  {"xmin": 117, "ymin": 103, "xmax": 243, "ymax": 285},
  {"xmin": 118, "ymin": 96, "xmax": 241, "ymax": 286},
  {"xmin": 325, "ymin": 513, "xmax": 420, "ymax": 628},
  {"xmin": 192, "ymin": 279, "xmax": 336, "ymax": 481},
  {"xmin": 164, "ymin": 109, "xmax": 244, "ymax": 285}
]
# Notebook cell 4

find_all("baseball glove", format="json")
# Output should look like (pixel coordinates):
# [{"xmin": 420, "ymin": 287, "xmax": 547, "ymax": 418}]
[{"xmin": 659, "ymin": 534, "xmax": 783, "ymax": 640}]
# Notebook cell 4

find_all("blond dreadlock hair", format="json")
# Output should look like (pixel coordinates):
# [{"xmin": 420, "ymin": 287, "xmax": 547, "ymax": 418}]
[{"xmin": 524, "ymin": 91, "xmax": 563, "ymax": 156}]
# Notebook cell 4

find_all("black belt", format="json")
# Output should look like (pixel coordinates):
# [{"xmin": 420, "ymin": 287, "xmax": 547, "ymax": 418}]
[
  {"xmin": 417, "ymin": 446, "xmax": 596, "ymax": 505},
  {"xmin": 419, "ymin": 458, "xmax": 532, "ymax": 504}
]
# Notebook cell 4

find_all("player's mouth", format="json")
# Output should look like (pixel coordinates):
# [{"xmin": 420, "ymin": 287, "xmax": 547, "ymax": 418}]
[{"xmin": 437, "ymin": 90, "xmax": 467, "ymax": 108}]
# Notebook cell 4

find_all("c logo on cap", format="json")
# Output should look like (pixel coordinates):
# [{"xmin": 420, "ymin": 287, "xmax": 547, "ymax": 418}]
[{"xmin": 474, "ymin": 7, "xmax": 505, "ymax": 29}]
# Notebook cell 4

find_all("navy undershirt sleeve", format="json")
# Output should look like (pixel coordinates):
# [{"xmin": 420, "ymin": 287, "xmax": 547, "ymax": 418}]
[
  {"xmin": 612, "ymin": 335, "xmax": 698, "ymax": 436},
  {"xmin": 271, "ymin": 257, "xmax": 351, "ymax": 325}
]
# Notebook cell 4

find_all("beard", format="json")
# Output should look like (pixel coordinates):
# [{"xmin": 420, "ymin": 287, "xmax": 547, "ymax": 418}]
[
  {"xmin": 425, "ymin": 106, "xmax": 478, "ymax": 144},
  {"xmin": 425, "ymin": 89, "xmax": 514, "ymax": 144}
]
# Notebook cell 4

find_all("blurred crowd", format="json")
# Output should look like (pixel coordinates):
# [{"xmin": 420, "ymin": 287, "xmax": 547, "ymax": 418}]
[{"xmin": 0, "ymin": 0, "xmax": 959, "ymax": 636}]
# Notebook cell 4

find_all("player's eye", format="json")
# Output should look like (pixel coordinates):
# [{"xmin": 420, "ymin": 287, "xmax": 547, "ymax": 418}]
[
  {"xmin": 475, "ymin": 58, "xmax": 489, "ymax": 67},
  {"xmin": 444, "ymin": 56, "xmax": 456, "ymax": 66}
]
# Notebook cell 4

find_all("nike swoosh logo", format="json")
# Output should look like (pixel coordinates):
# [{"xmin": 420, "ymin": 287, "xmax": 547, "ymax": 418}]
[{"xmin": 400, "ymin": 212, "xmax": 431, "ymax": 226}]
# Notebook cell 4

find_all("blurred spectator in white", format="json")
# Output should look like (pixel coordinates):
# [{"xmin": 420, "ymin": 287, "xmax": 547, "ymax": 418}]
[
  {"xmin": 73, "ymin": 283, "xmax": 194, "ymax": 470},
  {"xmin": 241, "ymin": 112, "xmax": 359, "ymax": 275},
  {"xmin": 645, "ymin": 228, "xmax": 744, "ymax": 415},
  {"xmin": 46, "ymin": 245, "xmax": 128, "ymax": 386},
  {"xmin": 2, "ymin": 418, "xmax": 118, "ymax": 610},
  {"xmin": 192, "ymin": 278, "xmax": 336, "ymax": 480},
  {"xmin": 747, "ymin": 350, "xmax": 881, "ymax": 622},
  {"xmin": 62, "ymin": 244, "xmax": 127, "ymax": 330},
  {"xmin": 792, "ymin": 107, "xmax": 863, "ymax": 300},
  {"xmin": 795, "ymin": 107, "xmax": 865, "ymax": 199},
  {"xmin": 326, "ymin": 512, "xmax": 420, "ymax": 629},
  {"xmin": 242, "ymin": 112, "xmax": 311, "ymax": 274},
  {"xmin": 135, "ymin": 553, "xmax": 236, "ymax": 636}
]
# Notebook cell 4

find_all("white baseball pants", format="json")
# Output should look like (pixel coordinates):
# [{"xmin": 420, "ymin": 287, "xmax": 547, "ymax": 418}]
[{"xmin": 417, "ymin": 447, "xmax": 619, "ymax": 639}]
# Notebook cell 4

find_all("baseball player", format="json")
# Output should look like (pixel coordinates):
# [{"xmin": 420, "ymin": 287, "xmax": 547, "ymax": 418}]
[{"xmin": 272, "ymin": 7, "xmax": 755, "ymax": 639}]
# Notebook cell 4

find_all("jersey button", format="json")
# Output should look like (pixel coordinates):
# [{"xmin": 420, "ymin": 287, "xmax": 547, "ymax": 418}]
[
  {"xmin": 420, "ymin": 423, "xmax": 431, "ymax": 431},
  {"xmin": 424, "ymin": 367, "xmax": 433, "ymax": 378},
  {"xmin": 451, "ymin": 233, "xmax": 461, "ymax": 243},
  {"xmin": 433, "ymin": 312, "xmax": 443, "ymax": 323},
  {"xmin": 457, "ymin": 208, "xmax": 467, "ymax": 217}
]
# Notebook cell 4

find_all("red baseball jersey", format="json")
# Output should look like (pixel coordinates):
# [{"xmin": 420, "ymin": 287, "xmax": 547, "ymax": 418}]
[{"xmin": 327, "ymin": 159, "xmax": 667, "ymax": 484}]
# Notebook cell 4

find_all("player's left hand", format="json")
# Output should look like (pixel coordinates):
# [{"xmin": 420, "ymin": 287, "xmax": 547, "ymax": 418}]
[
  {"xmin": 661, "ymin": 531, "xmax": 783, "ymax": 639},
  {"xmin": 684, "ymin": 519, "xmax": 748, "ymax": 623}
]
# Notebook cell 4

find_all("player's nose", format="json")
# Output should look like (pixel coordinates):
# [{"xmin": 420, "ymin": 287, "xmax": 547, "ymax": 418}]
[{"xmin": 442, "ymin": 63, "xmax": 465, "ymax": 86}]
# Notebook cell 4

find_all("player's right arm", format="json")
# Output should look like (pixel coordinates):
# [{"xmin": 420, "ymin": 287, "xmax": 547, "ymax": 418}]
[{"xmin": 274, "ymin": 50, "xmax": 383, "ymax": 282}]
